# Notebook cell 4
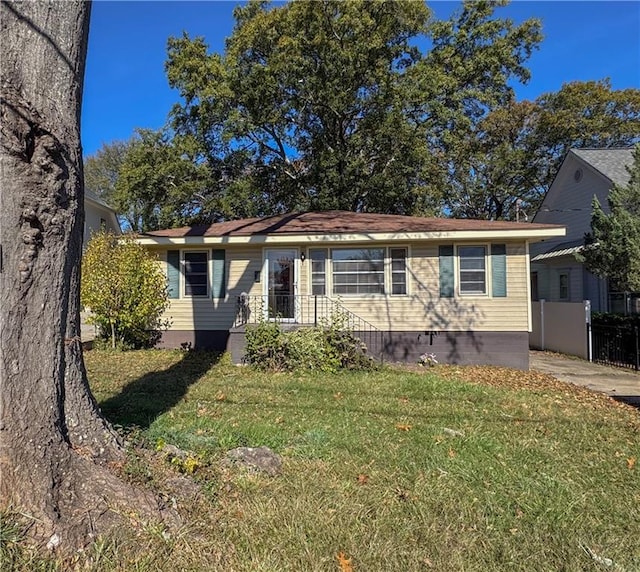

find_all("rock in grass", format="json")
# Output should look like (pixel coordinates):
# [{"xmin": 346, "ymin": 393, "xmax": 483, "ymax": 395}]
[
  {"xmin": 443, "ymin": 427, "xmax": 465, "ymax": 437},
  {"xmin": 226, "ymin": 446, "xmax": 282, "ymax": 477}
]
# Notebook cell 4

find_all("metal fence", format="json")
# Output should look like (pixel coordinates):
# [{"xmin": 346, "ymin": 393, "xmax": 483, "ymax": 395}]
[{"xmin": 590, "ymin": 323, "xmax": 640, "ymax": 371}]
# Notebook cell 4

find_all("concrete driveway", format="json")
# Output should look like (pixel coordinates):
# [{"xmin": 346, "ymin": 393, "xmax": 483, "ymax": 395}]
[{"xmin": 529, "ymin": 350, "xmax": 640, "ymax": 408}]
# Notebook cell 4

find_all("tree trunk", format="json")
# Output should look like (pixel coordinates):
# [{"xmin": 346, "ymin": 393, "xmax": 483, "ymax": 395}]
[{"xmin": 0, "ymin": 1, "xmax": 172, "ymax": 551}]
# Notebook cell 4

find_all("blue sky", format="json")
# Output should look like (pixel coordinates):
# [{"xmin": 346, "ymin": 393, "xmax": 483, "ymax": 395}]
[{"xmin": 81, "ymin": 0, "xmax": 640, "ymax": 157}]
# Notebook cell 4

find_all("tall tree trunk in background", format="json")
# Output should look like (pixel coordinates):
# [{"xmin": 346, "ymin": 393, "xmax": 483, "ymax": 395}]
[{"xmin": 0, "ymin": 0, "xmax": 168, "ymax": 550}]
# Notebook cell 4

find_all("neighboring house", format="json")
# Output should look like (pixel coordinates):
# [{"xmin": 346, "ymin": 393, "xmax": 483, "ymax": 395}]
[
  {"xmin": 530, "ymin": 148, "xmax": 635, "ymax": 313},
  {"xmin": 137, "ymin": 211, "xmax": 563, "ymax": 369},
  {"xmin": 84, "ymin": 189, "xmax": 120, "ymax": 244}
]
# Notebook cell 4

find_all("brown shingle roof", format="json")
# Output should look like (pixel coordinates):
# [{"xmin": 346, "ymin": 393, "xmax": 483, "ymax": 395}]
[{"xmin": 143, "ymin": 211, "xmax": 562, "ymax": 238}]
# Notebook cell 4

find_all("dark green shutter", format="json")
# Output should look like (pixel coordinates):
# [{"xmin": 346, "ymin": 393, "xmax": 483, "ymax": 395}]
[
  {"xmin": 491, "ymin": 244, "xmax": 507, "ymax": 297},
  {"xmin": 439, "ymin": 245, "xmax": 454, "ymax": 298},
  {"xmin": 167, "ymin": 250, "xmax": 180, "ymax": 299},
  {"xmin": 211, "ymin": 249, "xmax": 226, "ymax": 298}
]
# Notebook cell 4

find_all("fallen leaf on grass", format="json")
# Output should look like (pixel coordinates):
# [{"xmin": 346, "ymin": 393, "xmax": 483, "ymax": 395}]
[
  {"xmin": 337, "ymin": 551, "xmax": 353, "ymax": 572},
  {"xmin": 356, "ymin": 474, "xmax": 369, "ymax": 485},
  {"xmin": 395, "ymin": 423, "xmax": 412, "ymax": 431},
  {"xmin": 334, "ymin": 392, "xmax": 343, "ymax": 400},
  {"xmin": 628, "ymin": 457, "xmax": 636, "ymax": 470},
  {"xmin": 448, "ymin": 448, "xmax": 456, "ymax": 458},
  {"xmin": 215, "ymin": 392, "xmax": 226, "ymax": 402}
]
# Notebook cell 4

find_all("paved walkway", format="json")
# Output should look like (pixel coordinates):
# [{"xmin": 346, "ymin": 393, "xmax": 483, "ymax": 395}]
[{"xmin": 529, "ymin": 350, "xmax": 640, "ymax": 407}]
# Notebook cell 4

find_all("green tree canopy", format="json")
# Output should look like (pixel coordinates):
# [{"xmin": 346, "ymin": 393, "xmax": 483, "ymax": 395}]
[
  {"xmin": 84, "ymin": 139, "xmax": 131, "ymax": 204},
  {"xmin": 112, "ymin": 128, "xmax": 214, "ymax": 232},
  {"xmin": 81, "ymin": 230, "xmax": 170, "ymax": 348},
  {"xmin": 582, "ymin": 145, "xmax": 640, "ymax": 293},
  {"xmin": 442, "ymin": 80, "xmax": 640, "ymax": 220},
  {"xmin": 164, "ymin": 0, "xmax": 542, "ymax": 217}
]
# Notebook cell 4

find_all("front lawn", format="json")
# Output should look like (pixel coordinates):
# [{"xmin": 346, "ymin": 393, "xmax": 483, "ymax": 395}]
[{"xmin": 7, "ymin": 350, "xmax": 640, "ymax": 570}]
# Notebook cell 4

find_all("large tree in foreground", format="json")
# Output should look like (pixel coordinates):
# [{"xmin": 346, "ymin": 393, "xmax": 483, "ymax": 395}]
[
  {"xmin": 0, "ymin": 0, "xmax": 167, "ymax": 550},
  {"xmin": 582, "ymin": 145, "xmax": 640, "ymax": 293}
]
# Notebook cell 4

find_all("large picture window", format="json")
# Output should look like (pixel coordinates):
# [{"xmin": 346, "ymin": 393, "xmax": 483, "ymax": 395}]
[
  {"xmin": 332, "ymin": 248, "xmax": 385, "ymax": 295},
  {"xmin": 458, "ymin": 246, "xmax": 486, "ymax": 294},
  {"xmin": 184, "ymin": 251, "xmax": 208, "ymax": 297}
]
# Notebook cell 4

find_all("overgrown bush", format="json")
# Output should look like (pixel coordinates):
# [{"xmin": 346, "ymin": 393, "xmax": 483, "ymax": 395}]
[
  {"xmin": 592, "ymin": 312, "xmax": 640, "ymax": 328},
  {"xmin": 244, "ymin": 310, "xmax": 374, "ymax": 372},
  {"xmin": 81, "ymin": 230, "xmax": 170, "ymax": 349}
]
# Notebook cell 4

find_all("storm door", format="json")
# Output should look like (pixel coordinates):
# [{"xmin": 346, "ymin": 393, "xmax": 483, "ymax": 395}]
[{"xmin": 265, "ymin": 249, "xmax": 297, "ymax": 320}]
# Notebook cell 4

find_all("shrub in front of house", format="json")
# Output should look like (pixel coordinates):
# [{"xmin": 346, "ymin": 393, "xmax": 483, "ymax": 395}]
[
  {"xmin": 244, "ymin": 318, "xmax": 374, "ymax": 373},
  {"xmin": 592, "ymin": 312, "xmax": 640, "ymax": 328},
  {"xmin": 82, "ymin": 231, "xmax": 170, "ymax": 350}
]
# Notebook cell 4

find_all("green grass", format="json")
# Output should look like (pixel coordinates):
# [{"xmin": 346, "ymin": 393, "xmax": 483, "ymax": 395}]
[{"xmin": 4, "ymin": 350, "xmax": 639, "ymax": 571}]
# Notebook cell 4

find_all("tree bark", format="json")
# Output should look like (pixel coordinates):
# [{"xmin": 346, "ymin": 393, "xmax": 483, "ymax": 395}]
[{"xmin": 0, "ymin": 0, "xmax": 172, "ymax": 550}]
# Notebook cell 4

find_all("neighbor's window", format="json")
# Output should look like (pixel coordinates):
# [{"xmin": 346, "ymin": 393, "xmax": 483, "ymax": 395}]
[
  {"xmin": 183, "ymin": 251, "xmax": 208, "ymax": 297},
  {"xmin": 390, "ymin": 248, "xmax": 407, "ymax": 295},
  {"xmin": 309, "ymin": 249, "xmax": 327, "ymax": 295},
  {"xmin": 559, "ymin": 272, "xmax": 569, "ymax": 300},
  {"xmin": 458, "ymin": 246, "xmax": 486, "ymax": 294},
  {"xmin": 332, "ymin": 248, "xmax": 384, "ymax": 295}
]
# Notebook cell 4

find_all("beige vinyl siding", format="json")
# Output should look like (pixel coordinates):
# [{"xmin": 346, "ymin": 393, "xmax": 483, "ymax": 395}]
[
  {"xmin": 152, "ymin": 241, "xmax": 530, "ymax": 332},
  {"xmin": 328, "ymin": 242, "xmax": 529, "ymax": 332},
  {"xmin": 156, "ymin": 245, "xmax": 264, "ymax": 330}
]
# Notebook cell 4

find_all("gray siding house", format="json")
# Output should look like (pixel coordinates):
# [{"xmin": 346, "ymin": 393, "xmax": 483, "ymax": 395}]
[
  {"xmin": 530, "ymin": 147, "xmax": 635, "ymax": 313},
  {"xmin": 84, "ymin": 189, "xmax": 120, "ymax": 244}
]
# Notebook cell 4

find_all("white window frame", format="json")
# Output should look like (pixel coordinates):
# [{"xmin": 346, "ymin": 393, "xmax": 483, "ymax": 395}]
[
  {"xmin": 389, "ymin": 247, "xmax": 408, "ymax": 296},
  {"xmin": 457, "ymin": 245, "xmax": 488, "ymax": 296},
  {"xmin": 182, "ymin": 250, "xmax": 210, "ymax": 298},
  {"xmin": 558, "ymin": 271, "xmax": 569, "ymax": 301},
  {"xmin": 309, "ymin": 248, "xmax": 328, "ymax": 296},
  {"xmin": 306, "ymin": 246, "xmax": 410, "ymax": 297},
  {"xmin": 332, "ymin": 247, "xmax": 385, "ymax": 296}
]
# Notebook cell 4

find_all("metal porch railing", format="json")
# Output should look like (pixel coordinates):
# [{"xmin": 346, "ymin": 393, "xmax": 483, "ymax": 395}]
[{"xmin": 234, "ymin": 294, "xmax": 386, "ymax": 362}]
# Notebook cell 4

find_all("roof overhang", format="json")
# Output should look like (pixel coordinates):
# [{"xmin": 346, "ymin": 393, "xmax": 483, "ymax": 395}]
[
  {"xmin": 136, "ymin": 227, "xmax": 566, "ymax": 247},
  {"xmin": 531, "ymin": 244, "xmax": 584, "ymax": 262}
]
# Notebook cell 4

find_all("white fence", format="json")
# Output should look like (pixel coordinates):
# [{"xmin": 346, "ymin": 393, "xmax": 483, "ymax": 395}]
[{"xmin": 530, "ymin": 300, "xmax": 591, "ymax": 359}]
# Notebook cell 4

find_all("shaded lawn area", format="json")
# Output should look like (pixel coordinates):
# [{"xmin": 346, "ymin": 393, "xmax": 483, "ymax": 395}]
[{"xmin": 53, "ymin": 351, "xmax": 640, "ymax": 569}]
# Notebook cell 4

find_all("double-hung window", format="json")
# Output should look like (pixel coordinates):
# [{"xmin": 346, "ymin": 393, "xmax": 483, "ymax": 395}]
[
  {"xmin": 390, "ymin": 248, "xmax": 407, "ymax": 295},
  {"xmin": 183, "ymin": 251, "xmax": 209, "ymax": 297},
  {"xmin": 559, "ymin": 272, "xmax": 569, "ymax": 300},
  {"xmin": 458, "ymin": 246, "xmax": 487, "ymax": 295},
  {"xmin": 310, "ymin": 249, "xmax": 327, "ymax": 295}
]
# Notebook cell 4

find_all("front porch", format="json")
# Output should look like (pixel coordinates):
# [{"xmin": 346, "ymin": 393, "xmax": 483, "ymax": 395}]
[{"xmin": 230, "ymin": 294, "xmax": 387, "ymax": 364}]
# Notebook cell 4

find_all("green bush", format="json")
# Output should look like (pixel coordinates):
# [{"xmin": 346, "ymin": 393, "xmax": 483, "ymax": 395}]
[
  {"xmin": 244, "ymin": 320, "xmax": 287, "ymax": 370},
  {"xmin": 244, "ymin": 311, "xmax": 374, "ymax": 372},
  {"xmin": 592, "ymin": 312, "xmax": 640, "ymax": 328},
  {"xmin": 81, "ymin": 231, "xmax": 170, "ymax": 349}
]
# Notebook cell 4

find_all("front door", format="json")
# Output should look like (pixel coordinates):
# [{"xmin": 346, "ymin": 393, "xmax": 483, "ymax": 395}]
[{"xmin": 265, "ymin": 249, "xmax": 297, "ymax": 320}]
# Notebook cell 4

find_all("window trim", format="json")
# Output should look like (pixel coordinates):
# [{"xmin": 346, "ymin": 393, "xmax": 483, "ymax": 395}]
[
  {"xmin": 457, "ymin": 245, "xmax": 488, "ymax": 297},
  {"xmin": 558, "ymin": 271, "xmax": 569, "ymax": 301},
  {"xmin": 332, "ymin": 247, "xmax": 385, "ymax": 296},
  {"xmin": 309, "ymin": 248, "xmax": 328, "ymax": 296},
  {"xmin": 182, "ymin": 249, "xmax": 210, "ymax": 298},
  {"xmin": 389, "ymin": 247, "xmax": 408, "ymax": 296},
  {"xmin": 306, "ymin": 246, "xmax": 410, "ymax": 297}
]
